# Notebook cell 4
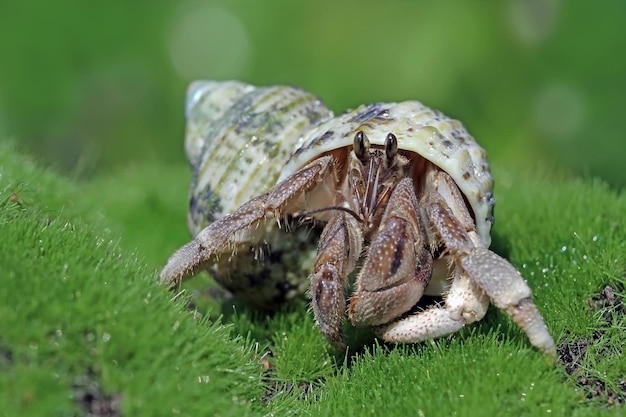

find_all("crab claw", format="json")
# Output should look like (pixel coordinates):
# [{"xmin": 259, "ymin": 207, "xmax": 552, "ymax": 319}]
[
  {"xmin": 160, "ymin": 239, "xmax": 211, "ymax": 286},
  {"xmin": 460, "ymin": 247, "xmax": 556, "ymax": 357}
]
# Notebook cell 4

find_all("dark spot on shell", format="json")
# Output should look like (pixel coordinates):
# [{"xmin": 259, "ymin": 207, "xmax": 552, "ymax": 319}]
[
  {"xmin": 432, "ymin": 110, "xmax": 444, "ymax": 121},
  {"xmin": 189, "ymin": 183, "xmax": 223, "ymax": 225},
  {"xmin": 450, "ymin": 129, "xmax": 466, "ymax": 143},
  {"xmin": 441, "ymin": 139, "xmax": 453, "ymax": 149},
  {"xmin": 291, "ymin": 130, "xmax": 335, "ymax": 159},
  {"xmin": 482, "ymin": 191, "xmax": 496, "ymax": 225},
  {"xmin": 318, "ymin": 130, "xmax": 335, "ymax": 142},
  {"xmin": 462, "ymin": 171, "xmax": 471, "ymax": 180},
  {"xmin": 304, "ymin": 99, "xmax": 332, "ymax": 125},
  {"xmin": 348, "ymin": 103, "xmax": 390, "ymax": 125}
]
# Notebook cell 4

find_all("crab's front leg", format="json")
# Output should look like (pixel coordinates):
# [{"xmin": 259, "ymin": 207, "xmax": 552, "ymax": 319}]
[
  {"xmin": 310, "ymin": 212, "xmax": 362, "ymax": 349},
  {"xmin": 376, "ymin": 264, "xmax": 490, "ymax": 344},
  {"xmin": 348, "ymin": 178, "xmax": 433, "ymax": 328},
  {"xmin": 160, "ymin": 155, "xmax": 338, "ymax": 286}
]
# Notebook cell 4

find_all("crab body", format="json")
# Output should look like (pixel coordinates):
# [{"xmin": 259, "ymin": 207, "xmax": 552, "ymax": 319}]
[{"xmin": 161, "ymin": 81, "xmax": 555, "ymax": 356}]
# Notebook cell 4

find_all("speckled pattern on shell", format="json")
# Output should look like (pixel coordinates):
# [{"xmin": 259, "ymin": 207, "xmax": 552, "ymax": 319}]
[
  {"xmin": 183, "ymin": 81, "xmax": 495, "ymax": 306},
  {"xmin": 185, "ymin": 81, "xmax": 334, "ymax": 236},
  {"xmin": 184, "ymin": 81, "xmax": 333, "ymax": 305}
]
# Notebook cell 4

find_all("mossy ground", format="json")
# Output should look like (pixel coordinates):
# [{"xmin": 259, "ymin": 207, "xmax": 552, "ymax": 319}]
[{"xmin": 1, "ymin": 141, "xmax": 624, "ymax": 416}]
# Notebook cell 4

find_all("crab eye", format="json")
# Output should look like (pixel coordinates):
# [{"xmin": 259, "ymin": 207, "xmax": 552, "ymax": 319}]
[
  {"xmin": 385, "ymin": 132, "xmax": 398, "ymax": 163},
  {"xmin": 353, "ymin": 131, "xmax": 370, "ymax": 161}
]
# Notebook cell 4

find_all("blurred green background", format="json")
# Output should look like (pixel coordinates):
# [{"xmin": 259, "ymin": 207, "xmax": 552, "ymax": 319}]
[{"xmin": 0, "ymin": 0, "xmax": 624, "ymax": 185}]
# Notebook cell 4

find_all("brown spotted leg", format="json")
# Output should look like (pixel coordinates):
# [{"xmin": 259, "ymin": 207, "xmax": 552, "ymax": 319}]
[
  {"xmin": 348, "ymin": 178, "xmax": 433, "ymax": 329},
  {"xmin": 160, "ymin": 155, "xmax": 338, "ymax": 286},
  {"xmin": 310, "ymin": 212, "xmax": 362, "ymax": 349}
]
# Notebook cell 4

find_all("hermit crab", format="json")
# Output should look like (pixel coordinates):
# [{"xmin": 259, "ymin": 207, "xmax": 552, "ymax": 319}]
[{"xmin": 160, "ymin": 81, "xmax": 556, "ymax": 356}]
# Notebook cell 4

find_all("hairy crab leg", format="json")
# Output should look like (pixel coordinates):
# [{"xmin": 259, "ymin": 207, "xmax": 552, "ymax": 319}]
[
  {"xmin": 375, "ymin": 266, "xmax": 489, "ymax": 342},
  {"xmin": 424, "ymin": 171, "xmax": 556, "ymax": 356},
  {"xmin": 349, "ymin": 178, "xmax": 433, "ymax": 327},
  {"xmin": 160, "ymin": 155, "xmax": 338, "ymax": 286},
  {"xmin": 310, "ymin": 212, "xmax": 362, "ymax": 349},
  {"xmin": 459, "ymin": 247, "xmax": 556, "ymax": 356}
]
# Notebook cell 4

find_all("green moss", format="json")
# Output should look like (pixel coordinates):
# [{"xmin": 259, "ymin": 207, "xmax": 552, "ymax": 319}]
[
  {"xmin": 0, "ymin": 142, "xmax": 264, "ymax": 416},
  {"xmin": 1, "ymin": 142, "xmax": 624, "ymax": 416}
]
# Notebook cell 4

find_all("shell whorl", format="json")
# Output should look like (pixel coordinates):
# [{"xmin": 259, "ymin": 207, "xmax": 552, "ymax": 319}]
[{"xmin": 185, "ymin": 81, "xmax": 334, "ymax": 236}]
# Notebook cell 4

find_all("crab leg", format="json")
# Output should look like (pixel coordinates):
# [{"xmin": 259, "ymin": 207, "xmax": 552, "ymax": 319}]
[
  {"xmin": 349, "ymin": 178, "xmax": 433, "ymax": 327},
  {"xmin": 310, "ymin": 212, "xmax": 362, "ymax": 349},
  {"xmin": 376, "ymin": 266, "xmax": 489, "ymax": 341},
  {"xmin": 459, "ymin": 247, "xmax": 556, "ymax": 356},
  {"xmin": 160, "ymin": 155, "xmax": 338, "ymax": 286},
  {"xmin": 428, "ymin": 172, "xmax": 555, "ymax": 356}
]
